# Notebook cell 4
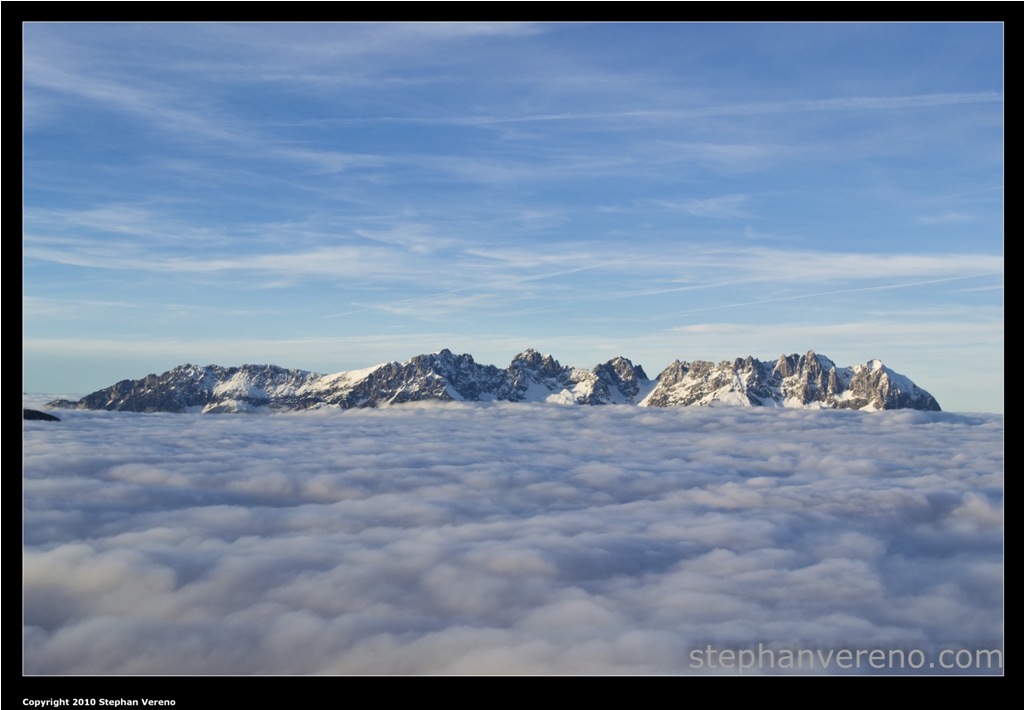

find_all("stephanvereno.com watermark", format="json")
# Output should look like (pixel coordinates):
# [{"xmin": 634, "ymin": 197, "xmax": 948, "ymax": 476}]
[{"xmin": 689, "ymin": 644, "xmax": 1002, "ymax": 673}]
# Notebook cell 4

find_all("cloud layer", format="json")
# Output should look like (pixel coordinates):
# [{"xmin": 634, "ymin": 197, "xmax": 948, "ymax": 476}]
[{"xmin": 23, "ymin": 405, "xmax": 1003, "ymax": 674}]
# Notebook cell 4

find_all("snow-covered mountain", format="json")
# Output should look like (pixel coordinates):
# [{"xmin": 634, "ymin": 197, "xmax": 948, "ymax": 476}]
[
  {"xmin": 47, "ymin": 349, "xmax": 939, "ymax": 413},
  {"xmin": 640, "ymin": 351, "xmax": 939, "ymax": 411}
]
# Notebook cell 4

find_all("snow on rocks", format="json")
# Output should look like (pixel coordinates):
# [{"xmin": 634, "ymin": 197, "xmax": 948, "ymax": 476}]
[{"xmin": 48, "ymin": 349, "xmax": 940, "ymax": 413}]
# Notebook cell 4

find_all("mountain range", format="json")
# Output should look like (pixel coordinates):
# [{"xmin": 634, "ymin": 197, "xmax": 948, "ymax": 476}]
[{"xmin": 47, "ymin": 349, "xmax": 941, "ymax": 413}]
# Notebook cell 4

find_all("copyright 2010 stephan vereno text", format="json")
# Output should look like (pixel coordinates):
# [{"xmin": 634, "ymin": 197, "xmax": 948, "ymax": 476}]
[
  {"xmin": 23, "ymin": 701, "xmax": 175, "ymax": 708},
  {"xmin": 689, "ymin": 645, "xmax": 1003, "ymax": 673}
]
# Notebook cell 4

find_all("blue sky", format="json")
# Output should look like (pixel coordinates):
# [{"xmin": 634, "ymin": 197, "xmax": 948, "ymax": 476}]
[{"xmin": 23, "ymin": 23, "xmax": 1003, "ymax": 411}]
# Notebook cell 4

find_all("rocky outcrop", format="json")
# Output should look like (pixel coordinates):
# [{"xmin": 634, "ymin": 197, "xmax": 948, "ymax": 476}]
[{"xmin": 24, "ymin": 409, "xmax": 60, "ymax": 421}]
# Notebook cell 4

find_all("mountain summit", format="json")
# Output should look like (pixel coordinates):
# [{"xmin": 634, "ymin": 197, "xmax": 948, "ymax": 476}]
[{"xmin": 48, "ymin": 349, "xmax": 940, "ymax": 413}]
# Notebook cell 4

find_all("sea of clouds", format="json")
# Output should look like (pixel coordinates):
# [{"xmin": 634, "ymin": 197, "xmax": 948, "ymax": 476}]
[{"xmin": 23, "ymin": 403, "xmax": 1002, "ymax": 674}]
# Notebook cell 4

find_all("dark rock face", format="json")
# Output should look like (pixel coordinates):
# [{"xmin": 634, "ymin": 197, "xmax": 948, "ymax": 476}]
[
  {"xmin": 24, "ymin": 409, "xmax": 60, "ymax": 421},
  {"xmin": 47, "ymin": 349, "xmax": 939, "ymax": 413},
  {"xmin": 593, "ymin": 356, "xmax": 648, "ymax": 404},
  {"xmin": 334, "ymin": 350, "xmax": 507, "ymax": 407}
]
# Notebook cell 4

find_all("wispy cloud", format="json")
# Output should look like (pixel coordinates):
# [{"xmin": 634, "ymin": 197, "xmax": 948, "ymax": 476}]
[
  {"xmin": 916, "ymin": 212, "xmax": 973, "ymax": 224},
  {"xmin": 24, "ymin": 56, "xmax": 241, "ymax": 144},
  {"xmin": 952, "ymin": 283, "xmax": 1003, "ymax": 293},
  {"xmin": 692, "ymin": 248, "xmax": 1003, "ymax": 283},
  {"xmin": 297, "ymin": 92, "xmax": 1004, "ymax": 128},
  {"xmin": 358, "ymin": 293, "xmax": 503, "ymax": 318},
  {"xmin": 743, "ymin": 226, "xmax": 803, "ymax": 240},
  {"xmin": 652, "ymin": 274, "xmax": 1004, "ymax": 319},
  {"xmin": 272, "ymin": 148, "xmax": 389, "ymax": 174},
  {"xmin": 661, "ymin": 142, "xmax": 776, "ymax": 170},
  {"xmin": 667, "ymin": 319, "xmax": 1003, "ymax": 344},
  {"xmin": 654, "ymin": 194, "xmax": 750, "ymax": 218}
]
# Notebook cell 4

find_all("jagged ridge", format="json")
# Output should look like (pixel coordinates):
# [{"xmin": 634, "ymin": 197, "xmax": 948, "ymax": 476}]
[
  {"xmin": 48, "ymin": 349, "xmax": 939, "ymax": 413},
  {"xmin": 641, "ymin": 351, "xmax": 939, "ymax": 411}
]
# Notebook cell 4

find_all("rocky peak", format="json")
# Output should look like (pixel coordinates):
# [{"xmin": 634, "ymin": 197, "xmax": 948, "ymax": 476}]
[
  {"xmin": 591, "ymin": 356, "xmax": 651, "ymax": 403},
  {"xmin": 732, "ymin": 356, "xmax": 758, "ymax": 372},
  {"xmin": 510, "ymin": 349, "xmax": 564, "ymax": 379},
  {"xmin": 594, "ymin": 356, "xmax": 642, "ymax": 383},
  {"xmin": 773, "ymin": 353, "xmax": 800, "ymax": 378},
  {"xmin": 656, "ymin": 360, "xmax": 691, "ymax": 387}
]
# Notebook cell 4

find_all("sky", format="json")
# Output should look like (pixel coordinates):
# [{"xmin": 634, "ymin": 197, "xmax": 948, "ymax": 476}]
[
  {"xmin": 22, "ymin": 23, "xmax": 1004, "ymax": 412},
  {"xmin": 24, "ymin": 405, "xmax": 1003, "ymax": 674}
]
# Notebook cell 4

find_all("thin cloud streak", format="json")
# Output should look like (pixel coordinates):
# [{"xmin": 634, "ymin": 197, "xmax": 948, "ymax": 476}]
[
  {"xmin": 653, "ymin": 273, "xmax": 1005, "ymax": 320},
  {"xmin": 322, "ymin": 264, "xmax": 603, "ymax": 319},
  {"xmin": 293, "ymin": 92, "xmax": 1003, "ymax": 127},
  {"xmin": 653, "ymin": 194, "xmax": 750, "ymax": 219}
]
